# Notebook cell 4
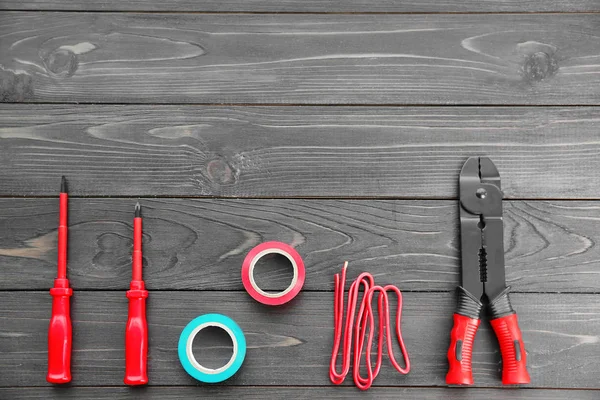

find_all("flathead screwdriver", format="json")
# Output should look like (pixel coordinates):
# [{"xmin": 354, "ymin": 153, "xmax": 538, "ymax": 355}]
[{"xmin": 47, "ymin": 176, "xmax": 73, "ymax": 384}]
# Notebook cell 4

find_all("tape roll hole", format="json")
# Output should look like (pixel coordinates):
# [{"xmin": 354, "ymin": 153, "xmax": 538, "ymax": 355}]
[
  {"xmin": 187, "ymin": 323, "xmax": 237, "ymax": 374},
  {"xmin": 249, "ymin": 249, "xmax": 298, "ymax": 298},
  {"xmin": 251, "ymin": 253, "xmax": 295, "ymax": 294}
]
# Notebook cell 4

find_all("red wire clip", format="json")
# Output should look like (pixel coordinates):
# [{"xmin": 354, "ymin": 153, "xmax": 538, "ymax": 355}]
[{"xmin": 329, "ymin": 262, "xmax": 410, "ymax": 390}]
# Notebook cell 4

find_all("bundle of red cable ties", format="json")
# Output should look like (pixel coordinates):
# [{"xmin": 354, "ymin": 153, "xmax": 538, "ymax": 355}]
[{"xmin": 329, "ymin": 262, "xmax": 410, "ymax": 390}]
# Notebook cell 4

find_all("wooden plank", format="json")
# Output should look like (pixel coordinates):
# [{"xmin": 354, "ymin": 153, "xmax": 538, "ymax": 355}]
[
  {"xmin": 0, "ymin": 291, "xmax": 598, "ymax": 388},
  {"xmin": 2, "ymin": 198, "xmax": 600, "ymax": 293},
  {"xmin": 3, "ymin": 0, "xmax": 599, "ymax": 12},
  {"xmin": 2, "ymin": 105, "xmax": 600, "ymax": 198},
  {"xmin": 1, "ymin": 13, "xmax": 599, "ymax": 104},
  {"xmin": 1, "ymin": 387, "xmax": 598, "ymax": 400}
]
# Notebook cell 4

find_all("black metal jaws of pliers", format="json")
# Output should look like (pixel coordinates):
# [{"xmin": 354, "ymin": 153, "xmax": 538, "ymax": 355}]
[
  {"xmin": 459, "ymin": 156, "xmax": 506, "ymax": 308},
  {"xmin": 446, "ymin": 156, "xmax": 530, "ymax": 386}
]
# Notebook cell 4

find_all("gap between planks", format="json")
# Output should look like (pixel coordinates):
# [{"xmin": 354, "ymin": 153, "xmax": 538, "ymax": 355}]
[
  {"xmin": 4, "ymin": 196, "xmax": 600, "ymax": 201},
  {"xmin": 2, "ymin": 102, "xmax": 600, "ymax": 107},
  {"xmin": 2, "ymin": 10, "xmax": 600, "ymax": 15},
  {"xmin": 2, "ymin": 290, "xmax": 600, "ymax": 295}
]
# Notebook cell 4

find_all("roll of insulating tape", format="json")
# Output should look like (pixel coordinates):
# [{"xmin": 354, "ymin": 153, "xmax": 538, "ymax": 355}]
[
  {"xmin": 178, "ymin": 314, "xmax": 246, "ymax": 383},
  {"xmin": 241, "ymin": 241, "xmax": 305, "ymax": 306}
]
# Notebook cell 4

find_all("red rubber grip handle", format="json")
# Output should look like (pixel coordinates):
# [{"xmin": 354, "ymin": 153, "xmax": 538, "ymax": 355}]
[
  {"xmin": 47, "ymin": 279, "xmax": 73, "ymax": 384},
  {"xmin": 446, "ymin": 313, "xmax": 480, "ymax": 385},
  {"xmin": 124, "ymin": 282, "xmax": 149, "ymax": 385},
  {"xmin": 490, "ymin": 313, "xmax": 530, "ymax": 385}
]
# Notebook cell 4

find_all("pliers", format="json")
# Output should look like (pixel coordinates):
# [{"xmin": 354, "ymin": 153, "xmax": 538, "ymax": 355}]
[{"xmin": 446, "ymin": 157, "xmax": 530, "ymax": 385}]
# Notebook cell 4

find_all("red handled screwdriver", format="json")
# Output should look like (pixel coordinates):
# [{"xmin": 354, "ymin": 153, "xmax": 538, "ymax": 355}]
[
  {"xmin": 124, "ymin": 202, "xmax": 149, "ymax": 385},
  {"xmin": 47, "ymin": 176, "xmax": 73, "ymax": 384}
]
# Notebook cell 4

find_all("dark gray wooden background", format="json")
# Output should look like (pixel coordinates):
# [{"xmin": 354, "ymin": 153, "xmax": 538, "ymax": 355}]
[{"xmin": 1, "ymin": 1, "xmax": 600, "ymax": 399}]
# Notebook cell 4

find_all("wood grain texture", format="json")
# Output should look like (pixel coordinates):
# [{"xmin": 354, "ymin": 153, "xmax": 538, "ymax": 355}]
[
  {"xmin": 1, "ymin": 291, "xmax": 599, "ymax": 388},
  {"xmin": 3, "ymin": 105, "xmax": 600, "ymax": 198},
  {"xmin": 3, "ymin": 0, "xmax": 599, "ymax": 12},
  {"xmin": 2, "ymin": 198, "xmax": 600, "ymax": 293},
  {"xmin": 1, "ymin": 13, "xmax": 599, "ymax": 104},
  {"xmin": 1, "ymin": 387, "xmax": 599, "ymax": 400},
  {"xmin": 2, "ymin": 5, "xmax": 600, "ymax": 397}
]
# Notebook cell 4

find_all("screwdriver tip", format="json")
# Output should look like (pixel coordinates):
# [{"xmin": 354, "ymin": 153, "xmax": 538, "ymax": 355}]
[
  {"xmin": 60, "ymin": 176, "xmax": 67, "ymax": 193},
  {"xmin": 135, "ymin": 202, "xmax": 141, "ymax": 218}
]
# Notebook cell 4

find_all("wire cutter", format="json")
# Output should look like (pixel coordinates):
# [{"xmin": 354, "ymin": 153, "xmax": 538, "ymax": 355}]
[{"xmin": 446, "ymin": 157, "xmax": 530, "ymax": 385}]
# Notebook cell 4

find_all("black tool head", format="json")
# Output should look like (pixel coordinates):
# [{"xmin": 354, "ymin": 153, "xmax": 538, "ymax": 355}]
[
  {"xmin": 460, "ymin": 157, "xmax": 502, "ymax": 218},
  {"xmin": 60, "ymin": 176, "xmax": 68, "ymax": 193},
  {"xmin": 458, "ymin": 157, "xmax": 507, "ymax": 303}
]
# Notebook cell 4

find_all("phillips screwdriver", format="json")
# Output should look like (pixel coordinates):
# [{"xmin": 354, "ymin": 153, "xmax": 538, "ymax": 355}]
[
  {"xmin": 47, "ymin": 176, "xmax": 73, "ymax": 384},
  {"xmin": 124, "ymin": 202, "xmax": 149, "ymax": 385}
]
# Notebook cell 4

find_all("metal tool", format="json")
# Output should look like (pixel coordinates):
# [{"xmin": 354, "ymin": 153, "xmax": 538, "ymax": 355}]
[
  {"xmin": 446, "ymin": 157, "xmax": 530, "ymax": 385},
  {"xmin": 124, "ymin": 202, "xmax": 149, "ymax": 385},
  {"xmin": 47, "ymin": 176, "xmax": 73, "ymax": 384}
]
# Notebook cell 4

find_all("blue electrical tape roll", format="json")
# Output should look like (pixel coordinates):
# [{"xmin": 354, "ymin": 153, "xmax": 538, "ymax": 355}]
[{"xmin": 178, "ymin": 313, "xmax": 246, "ymax": 383}]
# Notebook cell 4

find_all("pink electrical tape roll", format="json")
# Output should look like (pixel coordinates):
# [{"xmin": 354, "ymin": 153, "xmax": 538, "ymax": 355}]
[{"xmin": 241, "ymin": 242, "xmax": 305, "ymax": 306}]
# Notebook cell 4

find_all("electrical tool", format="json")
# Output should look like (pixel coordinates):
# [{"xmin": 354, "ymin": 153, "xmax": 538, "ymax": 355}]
[
  {"xmin": 178, "ymin": 314, "xmax": 246, "ymax": 383},
  {"xmin": 241, "ymin": 241, "xmax": 305, "ymax": 306},
  {"xmin": 124, "ymin": 202, "xmax": 149, "ymax": 385},
  {"xmin": 446, "ymin": 157, "xmax": 530, "ymax": 385},
  {"xmin": 47, "ymin": 176, "xmax": 73, "ymax": 384},
  {"xmin": 330, "ymin": 262, "xmax": 410, "ymax": 390}
]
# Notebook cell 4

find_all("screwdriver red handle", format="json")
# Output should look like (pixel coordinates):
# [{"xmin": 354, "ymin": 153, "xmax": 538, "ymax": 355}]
[
  {"xmin": 47, "ymin": 278, "xmax": 73, "ymax": 384},
  {"xmin": 446, "ymin": 313, "xmax": 480, "ymax": 385},
  {"xmin": 490, "ymin": 313, "xmax": 530, "ymax": 384},
  {"xmin": 124, "ymin": 281, "xmax": 149, "ymax": 385}
]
